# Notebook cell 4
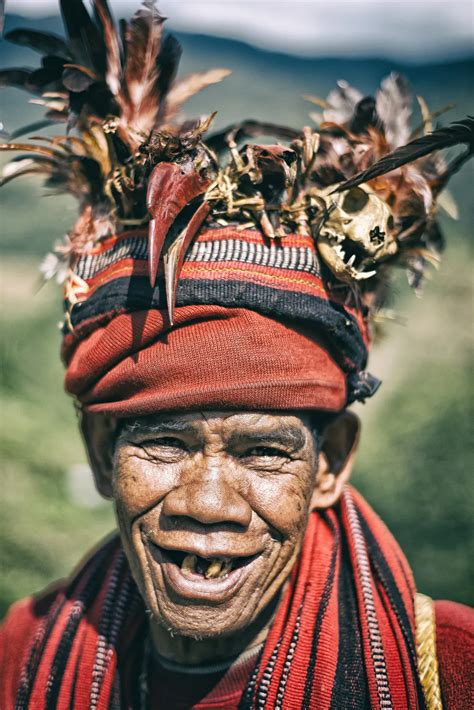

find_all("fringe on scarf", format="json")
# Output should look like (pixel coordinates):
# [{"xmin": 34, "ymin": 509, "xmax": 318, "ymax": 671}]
[{"xmin": 13, "ymin": 487, "xmax": 425, "ymax": 710}]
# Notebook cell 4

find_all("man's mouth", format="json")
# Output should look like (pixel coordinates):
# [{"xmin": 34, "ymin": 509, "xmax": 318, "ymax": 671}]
[
  {"xmin": 164, "ymin": 548, "xmax": 253, "ymax": 580},
  {"xmin": 145, "ymin": 539, "xmax": 261, "ymax": 601}
]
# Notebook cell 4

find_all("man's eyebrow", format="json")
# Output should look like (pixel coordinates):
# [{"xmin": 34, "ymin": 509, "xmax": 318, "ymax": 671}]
[
  {"xmin": 227, "ymin": 426, "xmax": 306, "ymax": 450},
  {"xmin": 118, "ymin": 418, "xmax": 200, "ymax": 438}
]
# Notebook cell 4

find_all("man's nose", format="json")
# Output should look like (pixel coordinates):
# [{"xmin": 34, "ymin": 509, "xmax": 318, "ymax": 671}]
[{"xmin": 162, "ymin": 474, "xmax": 252, "ymax": 527}]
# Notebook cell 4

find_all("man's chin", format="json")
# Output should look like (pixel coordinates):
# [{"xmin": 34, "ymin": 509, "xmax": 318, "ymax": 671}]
[{"xmin": 149, "ymin": 595, "xmax": 258, "ymax": 640}]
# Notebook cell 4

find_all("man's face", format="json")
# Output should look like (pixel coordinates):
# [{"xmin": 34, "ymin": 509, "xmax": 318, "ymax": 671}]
[{"xmin": 112, "ymin": 411, "xmax": 319, "ymax": 638}]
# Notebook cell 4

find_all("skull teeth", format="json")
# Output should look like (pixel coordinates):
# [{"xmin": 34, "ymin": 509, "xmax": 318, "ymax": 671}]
[
  {"xmin": 180, "ymin": 554, "xmax": 233, "ymax": 579},
  {"xmin": 334, "ymin": 244, "xmax": 346, "ymax": 260},
  {"xmin": 356, "ymin": 269, "xmax": 376, "ymax": 280}
]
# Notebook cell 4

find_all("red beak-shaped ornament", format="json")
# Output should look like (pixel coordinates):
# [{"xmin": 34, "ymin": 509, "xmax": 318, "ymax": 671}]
[{"xmin": 146, "ymin": 161, "xmax": 212, "ymax": 291}]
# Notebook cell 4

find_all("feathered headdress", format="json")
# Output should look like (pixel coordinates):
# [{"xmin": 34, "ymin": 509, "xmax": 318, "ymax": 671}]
[
  {"xmin": 0, "ymin": 0, "xmax": 229, "ymax": 272},
  {"xmin": 1, "ymin": 1, "xmax": 472, "ymax": 329}
]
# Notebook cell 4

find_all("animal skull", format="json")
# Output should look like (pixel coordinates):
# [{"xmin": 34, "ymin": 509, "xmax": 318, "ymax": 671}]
[{"xmin": 315, "ymin": 185, "xmax": 396, "ymax": 283}]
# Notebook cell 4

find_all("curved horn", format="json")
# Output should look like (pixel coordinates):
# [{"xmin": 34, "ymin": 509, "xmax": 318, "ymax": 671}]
[
  {"xmin": 146, "ymin": 161, "xmax": 211, "ymax": 287},
  {"xmin": 163, "ymin": 200, "xmax": 212, "ymax": 323}
]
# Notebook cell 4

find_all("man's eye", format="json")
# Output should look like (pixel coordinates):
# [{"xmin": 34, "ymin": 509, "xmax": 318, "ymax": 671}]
[
  {"xmin": 156, "ymin": 437, "xmax": 187, "ymax": 448},
  {"xmin": 244, "ymin": 446, "xmax": 289, "ymax": 459}
]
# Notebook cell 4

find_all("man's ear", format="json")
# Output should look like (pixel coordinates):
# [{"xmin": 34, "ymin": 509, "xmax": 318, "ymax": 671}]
[
  {"xmin": 311, "ymin": 410, "xmax": 360, "ymax": 509},
  {"xmin": 80, "ymin": 411, "xmax": 118, "ymax": 499}
]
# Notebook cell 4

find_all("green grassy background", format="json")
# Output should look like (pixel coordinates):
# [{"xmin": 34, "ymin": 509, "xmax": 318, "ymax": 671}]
[{"xmin": 0, "ymin": 16, "xmax": 473, "ymax": 617}]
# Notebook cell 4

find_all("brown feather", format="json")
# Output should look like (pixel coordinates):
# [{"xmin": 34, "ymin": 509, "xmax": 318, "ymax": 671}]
[
  {"xmin": 94, "ymin": 0, "xmax": 123, "ymax": 97},
  {"xmin": 1, "ymin": 157, "xmax": 58, "ymax": 186},
  {"xmin": 376, "ymin": 73, "xmax": 413, "ymax": 148},
  {"xmin": 0, "ymin": 142, "xmax": 68, "ymax": 159},
  {"xmin": 164, "ymin": 68, "xmax": 231, "ymax": 123},
  {"xmin": 121, "ymin": 4, "xmax": 164, "ymax": 135}
]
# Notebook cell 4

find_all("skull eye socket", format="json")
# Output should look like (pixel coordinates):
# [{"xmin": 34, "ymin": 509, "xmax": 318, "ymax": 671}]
[{"xmin": 341, "ymin": 187, "xmax": 369, "ymax": 214}]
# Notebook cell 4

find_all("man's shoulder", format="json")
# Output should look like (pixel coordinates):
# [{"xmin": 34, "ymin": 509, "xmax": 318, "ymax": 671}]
[
  {"xmin": 435, "ymin": 598, "xmax": 474, "ymax": 637},
  {"xmin": 0, "ymin": 583, "xmax": 65, "ymax": 707},
  {"xmin": 435, "ymin": 599, "xmax": 474, "ymax": 709}
]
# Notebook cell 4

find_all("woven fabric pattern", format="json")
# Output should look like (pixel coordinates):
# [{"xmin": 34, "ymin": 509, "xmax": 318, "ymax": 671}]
[
  {"xmin": 415, "ymin": 593, "xmax": 443, "ymax": 710},
  {"xmin": 7, "ymin": 487, "xmax": 425, "ymax": 709},
  {"xmin": 66, "ymin": 228, "xmax": 369, "ymax": 371}
]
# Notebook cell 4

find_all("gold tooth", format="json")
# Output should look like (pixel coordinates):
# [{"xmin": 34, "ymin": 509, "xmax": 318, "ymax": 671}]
[
  {"xmin": 182, "ymin": 554, "xmax": 197, "ymax": 573},
  {"xmin": 205, "ymin": 558, "xmax": 233, "ymax": 579},
  {"xmin": 205, "ymin": 559, "xmax": 223, "ymax": 579}
]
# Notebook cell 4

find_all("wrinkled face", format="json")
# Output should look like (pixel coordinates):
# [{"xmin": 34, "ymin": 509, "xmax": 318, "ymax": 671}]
[{"xmin": 112, "ymin": 411, "xmax": 319, "ymax": 639}]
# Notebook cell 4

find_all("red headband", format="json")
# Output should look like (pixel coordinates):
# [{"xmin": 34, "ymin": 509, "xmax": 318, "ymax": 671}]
[{"xmin": 63, "ymin": 305, "xmax": 346, "ymax": 416}]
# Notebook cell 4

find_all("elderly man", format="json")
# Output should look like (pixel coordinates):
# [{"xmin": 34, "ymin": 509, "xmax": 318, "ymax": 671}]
[{"xmin": 1, "ymin": 1, "xmax": 473, "ymax": 708}]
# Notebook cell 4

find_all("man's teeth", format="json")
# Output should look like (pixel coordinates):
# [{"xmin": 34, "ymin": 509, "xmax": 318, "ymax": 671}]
[
  {"xmin": 205, "ymin": 558, "xmax": 233, "ymax": 579},
  {"xmin": 182, "ymin": 554, "xmax": 198, "ymax": 573},
  {"xmin": 180, "ymin": 554, "xmax": 233, "ymax": 579}
]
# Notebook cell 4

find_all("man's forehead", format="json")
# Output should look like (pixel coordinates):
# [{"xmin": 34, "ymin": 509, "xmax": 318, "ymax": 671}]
[{"xmin": 120, "ymin": 410, "xmax": 313, "ymax": 439}]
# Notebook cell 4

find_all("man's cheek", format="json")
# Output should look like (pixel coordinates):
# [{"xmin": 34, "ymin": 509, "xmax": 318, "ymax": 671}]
[
  {"xmin": 112, "ymin": 473, "xmax": 158, "ymax": 519},
  {"xmin": 113, "ymin": 455, "xmax": 177, "ymax": 515},
  {"xmin": 251, "ymin": 478, "xmax": 311, "ymax": 538},
  {"xmin": 115, "ymin": 507, "xmax": 154, "ymax": 597}
]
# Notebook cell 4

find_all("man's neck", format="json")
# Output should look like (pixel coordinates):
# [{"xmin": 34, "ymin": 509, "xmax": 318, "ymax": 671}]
[{"xmin": 149, "ymin": 594, "xmax": 280, "ymax": 666}]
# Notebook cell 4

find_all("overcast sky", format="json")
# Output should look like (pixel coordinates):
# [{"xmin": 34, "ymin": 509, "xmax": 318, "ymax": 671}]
[{"xmin": 5, "ymin": 0, "xmax": 474, "ymax": 61}]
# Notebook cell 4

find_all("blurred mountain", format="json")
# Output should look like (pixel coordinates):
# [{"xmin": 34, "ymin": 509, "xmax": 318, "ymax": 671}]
[{"xmin": 2, "ymin": 14, "xmax": 473, "ymax": 123}]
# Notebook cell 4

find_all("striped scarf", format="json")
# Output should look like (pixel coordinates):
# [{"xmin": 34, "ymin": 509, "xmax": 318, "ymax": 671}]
[{"xmin": 14, "ymin": 487, "xmax": 425, "ymax": 709}]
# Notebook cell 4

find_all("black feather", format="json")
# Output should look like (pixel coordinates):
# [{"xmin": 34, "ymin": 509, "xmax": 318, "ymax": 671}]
[
  {"xmin": 5, "ymin": 29, "xmax": 70, "ymax": 58},
  {"xmin": 67, "ymin": 155, "xmax": 104, "ymax": 196},
  {"xmin": 60, "ymin": 0, "xmax": 104, "ymax": 73},
  {"xmin": 66, "ymin": 82, "xmax": 117, "ymax": 128},
  {"xmin": 9, "ymin": 119, "xmax": 56, "ymax": 140},
  {"xmin": 335, "ymin": 116, "xmax": 474, "ymax": 193},
  {"xmin": 157, "ymin": 35, "xmax": 182, "ymax": 100},
  {"xmin": 348, "ymin": 97, "xmax": 379, "ymax": 135},
  {"xmin": 27, "ymin": 56, "xmax": 65, "ymax": 92},
  {"xmin": 155, "ymin": 34, "xmax": 182, "ymax": 122},
  {"xmin": 0, "ymin": 68, "xmax": 34, "ymax": 90},
  {"xmin": 119, "ymin": 19, "xmax": 128, "ymax": 64},
  {"xmin": 424, "ymin": 221, "xmax": 445, "ymax": 253}
]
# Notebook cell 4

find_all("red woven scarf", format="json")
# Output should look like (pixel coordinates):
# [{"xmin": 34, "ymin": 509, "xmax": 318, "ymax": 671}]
[{"xmin": 13, "ymin": 487, "xmax": 424, "ymax": 709}]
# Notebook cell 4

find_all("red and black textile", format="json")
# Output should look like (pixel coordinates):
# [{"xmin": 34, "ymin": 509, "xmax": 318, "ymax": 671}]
[
  {"xmin": 62, "ymin": 226, "xmax": 380, "ymax": 415},
  {"xmin": 65, "ymin": 227, "xmax": 369, "ymax": 370},
  {"xmin": 4, "ymin": 487, "xmax": 425, "ymax": 709}
]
